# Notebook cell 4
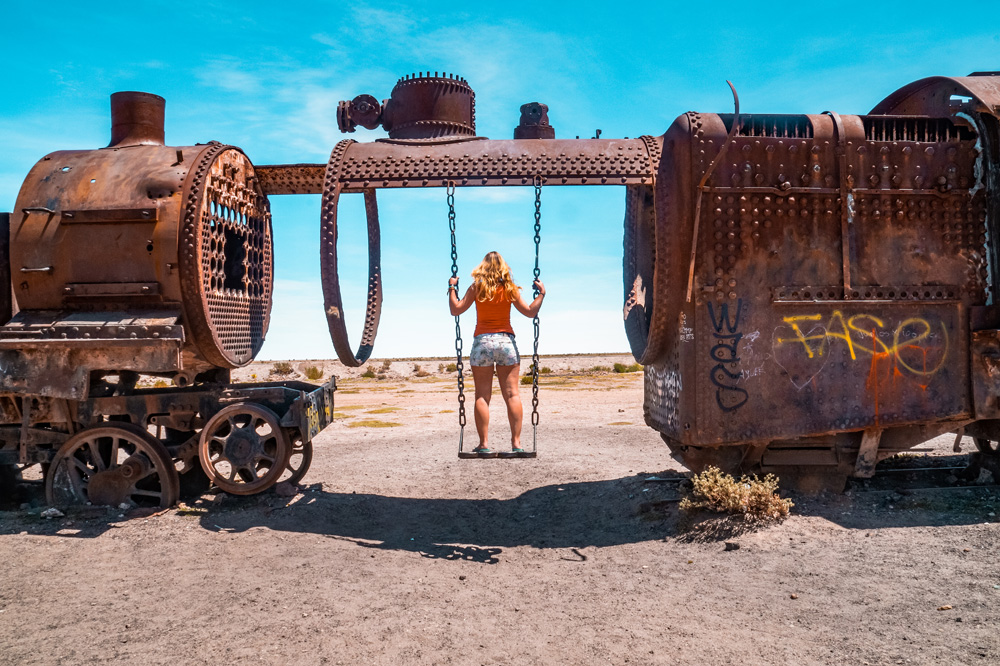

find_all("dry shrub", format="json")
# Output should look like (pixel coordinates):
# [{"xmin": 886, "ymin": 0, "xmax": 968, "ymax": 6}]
[
  {"xmin": 304, "ymin": 365, "xmax": 323, "ymax": 380},
  {"xmin": 445, "ymin": 362, "xmax": 458, "ymax": 372},
  {"xmin": 361, "ymin": 368, "xmax": 377, "ymax": 379},
  {"xmin": 520, "ymin": 375, "xmax": 533, "ymax": 385},
  {"xmin": 540, "ymin": 366, "xmax": 552, "ymax": 374},
  {"xmin": 415, "ymin": 370, "xmax": 431, "ymax": 377},
  {"xmin": 680, "ymin": 466, "xmax": 793, "ymax": 522},
  {"xmin": 381, "ymin": 359, "xmax": 392, "ymax": 371},
  {"xmin": 613, "ymin": 362, "xmax": 642, "ymax": 373},
  {"xmin": 589, "ymin": 365, "xmax": 611, "ymax": 372},
  {"xmin": 270, "ymin": 361, "xmax": 294, "ymax": 376}
]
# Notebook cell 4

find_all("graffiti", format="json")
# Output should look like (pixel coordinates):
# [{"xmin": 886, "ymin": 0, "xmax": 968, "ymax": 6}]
[
  {"xmin": 707, "ymin": 299, "xmax": 749, "ymax": 412},
  {"xmin": 679, "ymin": 312, "xmax": 694, "ymax": 343},
  {"xmin": 772, "ymin": 310, "xmax": 950, "ymax": 390}
]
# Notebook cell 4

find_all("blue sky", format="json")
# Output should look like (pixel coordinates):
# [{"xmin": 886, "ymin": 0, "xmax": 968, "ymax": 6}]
[{"xmin": 2, "ymin": 1, "xmax": 998, "ymax": 360}]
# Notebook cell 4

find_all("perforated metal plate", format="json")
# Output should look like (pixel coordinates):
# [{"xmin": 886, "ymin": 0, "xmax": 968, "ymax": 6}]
[{"xmin": 180, "ymin": 146, "xmax": 273, "ymax": 367}]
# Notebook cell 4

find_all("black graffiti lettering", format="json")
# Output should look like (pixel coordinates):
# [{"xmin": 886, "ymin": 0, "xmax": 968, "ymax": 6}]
[
  {"xmin": 708, "ymin": 299, "xmax": 743, "ymax": 334},
  {"xmin": 706, "ymin": 299, "xmax": 749, "ymax": 412},
  {"xmin": 710, "ymin": 337, "xmax": 742, "ymax": 364},
  {"xmin": 713, "ymin": 366, "xmax": 742, "ymax": 382},
  {"xmin": 715, "ymin": 385, "xmax": 749, "ymax": 411}
]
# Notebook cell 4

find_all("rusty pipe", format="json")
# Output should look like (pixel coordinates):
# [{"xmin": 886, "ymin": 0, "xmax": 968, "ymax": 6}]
[
  {"xmin": 255, "ymin": 137, "xmax": 657, "ymax": 195},
  {"xmin": 109, "ymin": 91, "xmax": 165, "ymax": 147}
]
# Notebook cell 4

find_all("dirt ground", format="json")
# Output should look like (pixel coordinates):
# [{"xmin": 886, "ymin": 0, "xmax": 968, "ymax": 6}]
[{"xmin": 1, "ymin": 354, "xmax": 999, "ymax": 665}]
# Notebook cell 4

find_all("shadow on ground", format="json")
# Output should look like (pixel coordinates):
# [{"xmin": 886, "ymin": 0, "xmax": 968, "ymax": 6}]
[{"xmin": 2, "ymin": 466, "xmax": 997, "ymax": 556}]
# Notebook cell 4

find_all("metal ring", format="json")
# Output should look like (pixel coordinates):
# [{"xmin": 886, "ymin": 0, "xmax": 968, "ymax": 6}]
[{"xmin": 320, "ymin": 140, "xmax": 383, "ymax": 367}]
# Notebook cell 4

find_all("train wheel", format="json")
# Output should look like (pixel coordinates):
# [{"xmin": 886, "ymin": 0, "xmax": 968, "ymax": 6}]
[
  {"xmin": 199, "ymin": 404, "xmax": 289, "ymax": 495},
  {"xmin": 277, "ymin": 428, "xmax": 313, "ymax": 487},
  {"xmin": 167, "ymin": 431, "xmax": 212, "ymax": 498},
  {"xmin": 46, "ymin": 424, "xmax": 180, "ymax": 509}
]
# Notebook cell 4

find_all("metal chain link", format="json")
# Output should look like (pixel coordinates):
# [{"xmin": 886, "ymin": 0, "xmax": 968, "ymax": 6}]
[
  {"xmin": 531, "ymin": 176, "xmax": 542, "ymax": 444},
  {"xmin": 447, "ymin": 182, "xmax": 467, "ymax": 446}
]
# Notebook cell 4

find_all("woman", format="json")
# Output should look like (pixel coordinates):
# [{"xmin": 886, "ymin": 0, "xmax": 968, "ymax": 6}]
[{"xmin": 448, "ymin": 251, "xmax": 545, "ymax": 457}]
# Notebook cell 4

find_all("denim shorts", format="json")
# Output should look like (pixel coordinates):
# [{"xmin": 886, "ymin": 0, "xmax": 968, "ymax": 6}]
[{"xmin": 470, "ymin": 333, "xmax": 521, "ymax": 367}]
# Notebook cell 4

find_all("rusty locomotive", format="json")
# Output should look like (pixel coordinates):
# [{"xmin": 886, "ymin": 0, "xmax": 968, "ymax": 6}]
[
  {"xmin": 0, "ymin": 92, "xmax": 334, "ymax": 508},
  {"xmin": 627, "ymin": 73, "xmax": 1000, "ymax": 489},
  {"xmin": 4, "ymin": 72, "xmax": 1000, "ymax": 503}
]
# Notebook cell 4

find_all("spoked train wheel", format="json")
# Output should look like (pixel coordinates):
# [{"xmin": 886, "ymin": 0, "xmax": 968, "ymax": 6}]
[
  {"xmin": 199, "ymin": 404, "xmax": 290, "ymax": 495},
  {"xmin": 277, "ymin": 428, "xmax": 313, "ymax": 487},
  {"xmin": 45, "ymin": 423, "xmax": 180, "ymax": 509}
]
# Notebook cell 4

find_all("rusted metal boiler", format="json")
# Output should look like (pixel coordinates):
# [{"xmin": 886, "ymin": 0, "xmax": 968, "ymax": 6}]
[
  {"xmin": 626, "ymin": 73, "xmax": 1000, "ymax": 489},
  {"xmin": 10, "ymin": 91, "xmax": 272, "ymax": 384},
  {"xmin": 1, "ymin": 93, "xmax": 334, "ymax": 508}
]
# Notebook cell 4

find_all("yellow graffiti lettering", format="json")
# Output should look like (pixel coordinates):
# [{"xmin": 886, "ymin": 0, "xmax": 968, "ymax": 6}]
[
  {"xmin": 773, "ymin": 312, "xmax": 949, "ymax": 379},
  {"xmin": 825, "ymin": 311, "xmax": 857, "ymax": 360},
  {"xmin": 778, "ymin": 314, "xmax": 824, "ymax": 358},
  {"xmin": 847, "ymin": 314, "xmax": 890, "ymax": 356},
  {"xmin": 893, "ymin": 319, "xmax": 949, "ymax": 376}
]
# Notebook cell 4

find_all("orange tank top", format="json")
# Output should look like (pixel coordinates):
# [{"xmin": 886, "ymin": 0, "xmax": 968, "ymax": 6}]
[{"xmin": 474, "ymin": 293, "xmax": 515, "ymax": 336}]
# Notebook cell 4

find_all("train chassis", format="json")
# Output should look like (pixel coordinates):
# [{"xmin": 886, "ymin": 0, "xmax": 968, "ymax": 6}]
[{"xmin": 0, "ymin": 371, "xmax": 335, "ymax": 508}]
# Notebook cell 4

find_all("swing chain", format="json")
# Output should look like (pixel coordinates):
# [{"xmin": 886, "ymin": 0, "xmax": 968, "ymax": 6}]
[
  {"xmin": 447, "ymin": 182, "xmax": 466, "ymax": 430},
  {"xmin": 531, "ymin": 175, "xmax": 542, "ymax": 429}
]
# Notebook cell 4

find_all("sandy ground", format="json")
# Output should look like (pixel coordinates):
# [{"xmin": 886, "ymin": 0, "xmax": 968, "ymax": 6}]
[{"xmin": 1, "ymin": 354, "xmax": 999, "ymax": 665}]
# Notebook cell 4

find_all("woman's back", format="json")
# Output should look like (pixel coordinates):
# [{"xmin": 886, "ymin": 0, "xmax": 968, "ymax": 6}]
[{"xmin": 474, "ymin": 291, "xmax": 514, "ymax": 336}]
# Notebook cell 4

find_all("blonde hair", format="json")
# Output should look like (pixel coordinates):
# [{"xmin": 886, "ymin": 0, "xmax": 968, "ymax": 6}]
[{"xmin": 471, "ymin": 251, "xmax": 522, "ymax": 302}]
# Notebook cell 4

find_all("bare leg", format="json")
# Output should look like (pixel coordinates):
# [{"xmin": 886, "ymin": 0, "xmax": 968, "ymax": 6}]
[
  {"xmin": 471, "ymin": 365, "xmax": 495, "ymax": 448},
  {"xmin": 496, "ymin": 364, "xmax": 523, "ymax": 449}
]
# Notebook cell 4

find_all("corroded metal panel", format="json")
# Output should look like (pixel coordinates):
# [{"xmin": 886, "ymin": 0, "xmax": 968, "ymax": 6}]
[
  {"xmin": 640, "ymin": 103, "xmax": 988, "ymax": 471},
  {"xmin": 694, "ymin": 299, "xmax": 968, "ymax": 445},
  {"xmin": 257, "ymin": 138, "xmax": 657, "ymax": 195}
]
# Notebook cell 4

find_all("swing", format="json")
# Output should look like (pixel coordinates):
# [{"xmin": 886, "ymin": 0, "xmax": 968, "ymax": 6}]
[{"xmin": 449, "ymin": 177, "xmax": 542, "ymax": 460}]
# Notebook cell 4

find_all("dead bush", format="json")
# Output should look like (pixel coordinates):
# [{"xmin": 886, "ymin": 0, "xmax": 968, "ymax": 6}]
[
  {"xmin": 445, "ymin": 362, "xmax": 458, "ymax": 372},
  {"xmin": 304, "ymin": 365, "xmax": 323, "ymax": 380},
  {"xmin": 613, "ymin": 362, "xmax": 642, "ymax": 373},
  {"xmin": 680, "ymin": 466, "xmax": 793, "ymax": 522},
  {"xmin": 270, "ymin": 361, "xmax": 294, "ymax": 377}
]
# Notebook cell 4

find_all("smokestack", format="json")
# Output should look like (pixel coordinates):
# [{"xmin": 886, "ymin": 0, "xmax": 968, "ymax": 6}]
[{"xmin": 109, "ymin": 91, "xmax": 165, "ymax": 147}]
